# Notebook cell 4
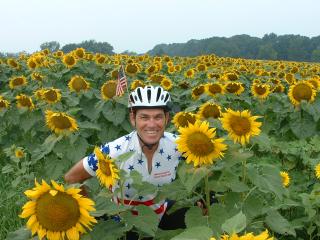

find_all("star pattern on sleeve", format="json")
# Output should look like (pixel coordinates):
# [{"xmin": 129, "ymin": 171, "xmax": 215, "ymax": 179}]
[
  {"xmin": 125, "ymin": 135, "xmax": 131, "ymax": 141},
  {"xmin": 159, "ymin": 148, "xmax": 164, "ymax": 155},
  {"xmin": 115, "ymin": 145, "xmax": 121, "ymax": 151},
  {"xmin": 128, "ymin": 165, "xmax": 134, "ymax": 171},
  {"xmin": 87, "ymin": 154, "xmax": 98, "ymax": 171},
  {"xmin": 155, "ymin": 162, "xmax": 161, "ymax": 168},
  {"xmin": 101, "ymin": 144, "xmax": 110, "ymax": 154},
  {"xmin": 138, "ymin": 159, "xmax": 144, "ymax": 165},
  {"xmin": 167, "ymin": 154, "xmax": 172, "ymax": 161}
]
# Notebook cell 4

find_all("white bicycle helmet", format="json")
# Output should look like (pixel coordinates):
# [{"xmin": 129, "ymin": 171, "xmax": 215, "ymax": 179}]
[{"xmin": 129, "ymin": 85, "xmax": 171, "ymax": 110}]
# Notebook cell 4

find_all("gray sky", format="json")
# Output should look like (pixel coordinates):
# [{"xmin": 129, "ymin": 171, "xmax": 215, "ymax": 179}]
[{"xmin": 1, "ymin": 0, "xmax": 319, "ymax": 54}]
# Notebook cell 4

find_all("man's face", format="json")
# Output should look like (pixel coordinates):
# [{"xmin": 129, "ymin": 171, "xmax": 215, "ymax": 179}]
[{"xmin": 130, "ymin": 108, "xmax": 169, "ymax": 145}]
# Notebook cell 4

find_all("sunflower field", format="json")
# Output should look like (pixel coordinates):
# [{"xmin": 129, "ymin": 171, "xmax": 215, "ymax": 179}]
[{"xmin": 1, "ymin": 48, "xmax": 320, "ymax": 240}]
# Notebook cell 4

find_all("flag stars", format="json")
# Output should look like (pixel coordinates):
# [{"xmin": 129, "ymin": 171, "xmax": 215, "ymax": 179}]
[
  {"xmin": 128, "ymin": 165, "xmax": 134, "ymax": 171},
  {"xmin": 102, "ymin": 145, "xmax": 110, "ymax": 154},
  {"xmin": 115, "ymin": 145, "xmax": 121, "ymax": 151}
]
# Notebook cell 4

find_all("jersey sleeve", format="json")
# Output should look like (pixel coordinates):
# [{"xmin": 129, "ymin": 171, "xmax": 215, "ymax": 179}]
[{"xmin": 82, "ymin": 143, "xmax": 110, "ymax": 176}]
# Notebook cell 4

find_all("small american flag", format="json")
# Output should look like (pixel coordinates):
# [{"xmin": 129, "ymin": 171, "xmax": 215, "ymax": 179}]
[{"xmin": 116, "ymin": 65, "xmax": 128, "ymax": 96}]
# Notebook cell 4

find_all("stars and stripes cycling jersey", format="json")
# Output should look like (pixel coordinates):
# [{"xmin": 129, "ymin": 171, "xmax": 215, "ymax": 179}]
[{"xmin": 83, "ymin": 131, "xmax": 183, "ymax": 219}]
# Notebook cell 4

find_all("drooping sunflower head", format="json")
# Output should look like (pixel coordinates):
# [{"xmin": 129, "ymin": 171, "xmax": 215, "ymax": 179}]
[
  {"xmin": 285, "ymin": 73, "xmax": 296, "ymax": 85},
  {"xmin": 7, "ymin": 58, "xmax": 20, "ymax": 69},
  {"xmin": 315, "ymin": 163, "xmax": 320, "ymax": 179},
  {"xmin": 178, "ymin": 80, "xmax": 190, "ymax": 89},
  {"xmin": 149, "ymin": 74, "xmax": 165, "ymax": 83},
  {"xmin": 288, "ymin": 80, "xmax": 317, "ymax": 106},
  {"xmin": 280, "ymin": 171, "xmax": 290, "ymax": 187},
  {"xmin": 197, "ymin": 102, "xmax": 221, "ymax": 120},
  {"xmin": 220, "ymin": 108, "xmax": 262, "ymax": 145},
  {"xmin": 20, "ymin": 179, "xmax": 97, "ymax": 240},
  {"xmin": 16, "ymin": 94, "xmax": 35, "ymax": 110},
  {"xmin": 145, "ymin": 65, "xmax": 158, "ymax": 75},
  {"xmin": 101, "ymin": 80, "xmax": 117, "ymax": 100},
  {"xmin": 73, "ymin": 48, "xmax": 85, "ymax": 59},
  {"xmin": 9, "ymin": 76, "xmax": 28, "ymax": 89},
  {"xmin": 176, "ymin": 120, "xmax": 227, "ymax": 167},
  {"xmin": 206, "ymin": 83, "xmax": 224, "ymax": 96},
  {"xmin": 161, "ymin": 78, "xmax": 173, "ymax": 91},
  {"xmin": 45, "ymin": 110, "xmax": 78, "ymax": 134},
  {"xmin": 224, "ymin": 82, "xmax": 245, "ymax": 95},
  {"xmin": 68, "ymin": 75, "xmax": 90, "ymax": 93},
  {"xmin": 125, "ymin": 63, "xmax": 140, "ymax": 76},
  {"xmin": 94, "ymin": 147, "xmax": 120, "ymax": 188},
  {"xmin": 130, "ymin": 79, "xmax": 145, "ymax": 90},
  {"xmin": 42, "ymin": 88, "xmax": 62, "ymax": 104},
  {"xmin": 63, "ymin": 54, "xmax": 77, "ymax": 68},
  {"xmin": 172, "ymin": 112, "xmax": 198, "ymax": 129},
  {"xmin": 191, "ymin": 84, "xmax": 205, "ymax": 100},
  {"xmin": 251, "ymin": 83, "xmax": 271, "ymax": 100},
  {"xmin": 31, "ymin": 72, "xmax": 44, "ymax": 81},
  {"xmin": 0, "ymin": 96, "xmax": 10, "ymax": 110},
  {"xmin": 27, "ymin": 58, "xmax": 38, "ymax": 69}
]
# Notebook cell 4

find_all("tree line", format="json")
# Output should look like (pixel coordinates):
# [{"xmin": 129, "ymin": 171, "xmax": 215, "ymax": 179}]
[{"xmin": 148, "ymin": 33, "xmax": 320, "ymax": 62}]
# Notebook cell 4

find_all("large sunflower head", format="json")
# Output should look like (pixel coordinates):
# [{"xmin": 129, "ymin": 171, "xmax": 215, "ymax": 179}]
[
  {"xmin": 0, "ymin": 96, "xmax": 10, "ymax": 110},
  {"xmin": 68, "ymin": 75, "xmax": 90, "ymax": 93},
  {"xmin": 288, "ymin": 80, "xmax": 317, "ymax": 106},
  {"xmin": 9, "ymin": 76, "xmax": 28, "ymax": 89},
  {"xmin": 206, "ymin": 83, "xmax": 224, "ymax": 96},
  {"xmin": 16, "ymin": 94, "xmax": 35, "ymax": 110},
  {"xmin": 220, "ymin": 108, "xmax": 262, "ymax": 145},
  {"xmin": 224, "ymin": 82, "xmax": 245, "ymax": 95},
  {"xmin": 94, "ymin": 147, "xmax": 120, "ymax": 188},
  {"xmin": 251, "ymin": 83, "xmax": 271, "ymax": 100},
  {"xmin": 176, "ymin": 121, "xmax": 227, "ymax": 167},
  {"xmin": 280, "ymin": 171, "xmax": 290, "ymax": 187},
  {"xmin": 197, "ymin": 102, "xmax": 221, "ymax": 120},
  {"xmin": 191, "ymin": 84, "xmax": 205, "ymax": 100},
  {"xmin": 63, "ymin": 54, "xmax": 77, "ymax": 68},
  {"xmin": 20, "ymin": 179, "xmax": 97, "ymax": 240},
  {"xmin": 45, "ymin": 110, "xmax": 78, "ymax": 134},
  {"xmin": 160, "ymin": 78, "xmax": 173, "ymax": 91},
  {"xmin": 172, "ymin": 112, "xmax": 198, "ymax": 129},
  {"xmin": 42, "ymin": 88, "xmax": 62, "ymax": 104},
  {"xmin": 101, "ymin": 80, "xmax": 117, "ymax": 100}
]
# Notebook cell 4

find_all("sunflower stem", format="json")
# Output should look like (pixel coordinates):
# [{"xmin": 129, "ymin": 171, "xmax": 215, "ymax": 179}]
[
  {"xmin": 242, "ymin": 158, "xmax": 247, "ymax": 184},
  {"xmin": 204, "ymin": 173, "xmax": 210, "ymax": 216}
]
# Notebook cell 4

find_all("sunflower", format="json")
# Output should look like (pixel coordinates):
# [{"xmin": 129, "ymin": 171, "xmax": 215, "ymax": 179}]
[
  {"xmin": 53, "ymin": 50, "xmax": 64, "ymax": 58},
  {"xmin": 16, "ymin": 94, "xmax": 35, "ymax": 110},
  {"xmin": 222, "ymin": 72, "xmax": 239, "ymax": 81},
  {"xmin": 174, "ymin": 65, "xmax": 182, "ymax": 72},
  {"xmin": 125, "ymin": 63, "xmax": 139, "ymax": 76},
  {"xmin": 212, "ymin": 229, "xmax": 273, "ymax": 240},
  {"xmin": 184, "ymin": 68, "xmax": 195, "ymax": 78},
  {"xmin": 285, "ymin": 73, "xmax": 296, "ymax": 85},
  {"xmin": 27, "ymin": 58, "xmax": 38, "ymax": 69},
  {"xmin": 45, "ymin": 110, "xmax": 78, "ymax": 134},
  {"xmin": 308, "ymin": 77, "xmax": 320, "ymax": 91},
  {"xmin": 191, "ymin": 84, "xmax": 205, "ymax": 100},
  {"xmin": 315, "ymin": 163, "xmax": 320, "ymax": 179},
  {"xmin": 41, "ymin": 88, "xmax": 62, "ymax": 104},
  {"xmin": 111, "ymin": 69, "xmax": 119, "ymax": 79},
  {"xmin": 0, "ymin": 96, "xmax": 10, "ymax": 110},
  {"xmin": 130, "ymin": 80, "xmax": 145, "ymax": 90},
  {"xmin": 178, "ymin": 80, "xmax": 190, "ymax": 89},
  {"xmin": 251, "ymin": 83, "xmax": 271, "ymax": 99},
  {"xmin": 149, "ymin": 74, "xmax": 166, "ymax": 83},
  {"xmin": 167, "ymin": 66, "xmax": 175, "ymax": 74},
  {"xmin": 34, "ymin": 89, "xmax": 45, "ymax": 100},
  {"xmin": 9, "ymin": 76, "xmax": 27, "ymax": 89},
  {"xmin": 73, "ymin": 48, "xmax": 85, "ymax": 59},
  {"xmin": 101, "ymin": 80, "xmax": 117, "ymax": 100},
  {"xmin": 220, "ymin": 109, "xmax": 262, "ymax": 145},
  {"xmin": 20, "ymin": 179, "xmax": 97, "ymax": 240},
  {"xmin": 145, "ymin": 65, "xmax": 158, "ymax": 75},
  {"xmin": 160, "ymin": 78, "xmax": 173, "ymax": 91},
  {"xmin": 280, "ymin": 171, "xmax": 290, "ymax": 187},
  {"xmin": 172, "ymin": 112, "xmax": 198, "ymax": 129},
  {"xmin": 94, "ymin": 147, "xmax": 120, "ymax": 188},
  {"xmin": 207, "ymin": 73, "xmax": 220, "ymax": 80},
  {"xmin": 206, "ymin": 83, "xmax": 224, "ymax": 96},
  {"xmin": 224, "ymin": 82, "xmax": 245, "ymax": 95},
  {"xmin": 288, "ymin": 80, "xmax": 316, "ymax": 106},
  {"xmin": 68, "ymin": 75, "xmax": 90, "ymax": 93},
  {"xmin": 7, "ymin": 58, "xmax": 20, "ymax": 69},
  {"xmin": 63, "ymin": 54, "xmax": 77, "ymax": 68},
  {"xmin": 176, "ymin": 121, "xmax": 227, "ymax": 167},
  {"xmin": 15, "ymin": 148, "xmax": 25, "ymax": 158},
  {"xmin": 272, "ymin": 83, "xmax": 285, "ymax": 93},
  {"xmin": 197, "ymin": 102, "xmax": 221, "ymax": 120},
  {"xmin": 31, "ymin": 72, "xmax": 44, "ymax": 81},
  {"xmin": 196, "ymin": 63, "xmax": 207, "ymax": 72}
]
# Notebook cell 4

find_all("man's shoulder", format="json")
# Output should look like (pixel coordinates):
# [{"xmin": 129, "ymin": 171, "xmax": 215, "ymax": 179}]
[
  {"xmin": 101, "ymin": 131, "xmax": 136, "ymax": 155},
  {"xmin": 163, "ymin": 132, "xmax": 179, "ymax": 142}
]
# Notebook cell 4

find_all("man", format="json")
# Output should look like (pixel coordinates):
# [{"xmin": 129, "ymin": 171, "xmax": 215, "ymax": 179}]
[{"xmin": 64, "ymin": 85, "xmax": 185, "ymax": 238}]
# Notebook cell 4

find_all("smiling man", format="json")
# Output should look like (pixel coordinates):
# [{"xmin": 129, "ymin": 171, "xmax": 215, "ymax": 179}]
[{"xmin": 64, "ymin": 85, "xmax": 185, "ymax": 239}]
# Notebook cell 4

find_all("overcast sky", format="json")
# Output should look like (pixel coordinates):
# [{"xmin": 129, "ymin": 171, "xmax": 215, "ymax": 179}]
[{"xmin": 1, "ymin": 0, "xmax": 319, "ymax": 54}]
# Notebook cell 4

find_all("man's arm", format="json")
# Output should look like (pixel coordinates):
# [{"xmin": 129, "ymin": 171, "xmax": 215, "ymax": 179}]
[{"xmin": 64, "ymin": 158, "xmax": 92, "ymax": 184}]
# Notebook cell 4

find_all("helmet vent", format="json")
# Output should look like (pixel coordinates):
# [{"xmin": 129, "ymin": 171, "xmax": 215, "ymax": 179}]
[
  {"xmin": 137, "ymin": 88, "xmax": 143, "ymax": 102},
  {"xmin": 130, "ymin": 94, "xmax": 135, "ymax": 104},
  {"xmin": 147, "ymin": 89, "xmax": 152, "ymax": 103},
  {"xmin": 164, "ymin": 93, "xmax": 169, "ymax": 102},
  {"xmin": 156, "ymin": 88, "xmax": 161, "ymax": 102}
]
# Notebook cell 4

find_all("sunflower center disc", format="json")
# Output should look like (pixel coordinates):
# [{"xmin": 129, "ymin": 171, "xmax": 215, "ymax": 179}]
[
  {"xmin": 99, "ymin": 159, "xmax": 112, "ymax": 176},
  {"xmin": 73, "ymin": 78, "xmax": 87, "ymax": 92},
  {"xmin": 208, "ymin": 84, "xmax": 222, "ymax": 94},
  {"xmin": 230, "ymin": 116, "xmax": 251, "ymax": 135},
  {"xmin": 103, "ymin": 83, "xmax": 116, "ymax": 99},
  {"xmin": 52, "ymin": 115, "xmax": 72, "ymax": 129},
  {"xmin": 44, "ymin": 90, "xmax": 58, "ymax": 101},
  {"xmin": 36, "ymin": 191, "xmax": 80, "ymax": 231},
  {"xmin": 254, "ymin": 85, "xmax": 267, "ymax": 95},
  {"xmin": 292, "ymin": 84, "xmax": 312, "ymax": 101},
  {"xmin": 203, "ymin": 105, "xmax": 220, "ymax": 119},
  {"xmin": 186, "ymin": 132, "xmax": 214, "ymax": 156}
]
